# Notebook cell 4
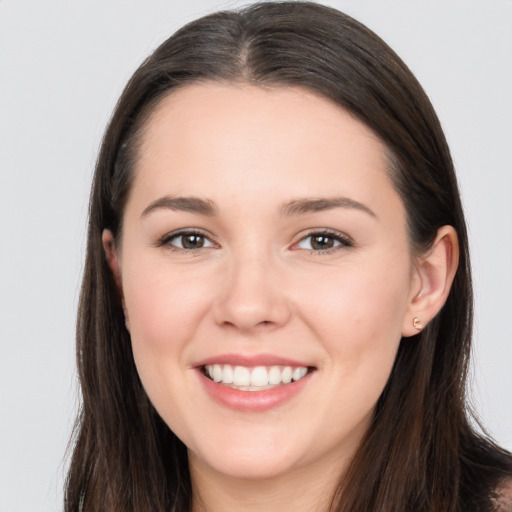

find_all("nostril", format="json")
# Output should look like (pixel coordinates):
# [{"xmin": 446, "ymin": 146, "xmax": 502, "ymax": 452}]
[{"xmin": 219, "ymin": 318, "xmax": 276, "ymax": 330}]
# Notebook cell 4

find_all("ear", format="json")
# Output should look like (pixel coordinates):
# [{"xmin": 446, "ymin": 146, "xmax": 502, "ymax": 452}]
[
  {"xmin": 402, "ymin": 225, "xmax": 459, "ymax": 337},
  {"xmin": 102, "ymin": 229, "xmax": 130, "ymax": 330},
  {"xmin": 102, "ymin": 229, "xmax": 122, "ymax": 289}
]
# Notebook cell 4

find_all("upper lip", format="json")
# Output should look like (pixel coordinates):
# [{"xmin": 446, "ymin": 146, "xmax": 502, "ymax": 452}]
[{"xmin": 193, "ymin": 353, "xmax": 313, "ymax": 368}]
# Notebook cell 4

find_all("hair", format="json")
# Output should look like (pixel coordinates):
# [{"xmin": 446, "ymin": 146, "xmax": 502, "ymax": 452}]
[{"xmin": 65, "ymin": 2, "xmax": 512, "ymax": 511}]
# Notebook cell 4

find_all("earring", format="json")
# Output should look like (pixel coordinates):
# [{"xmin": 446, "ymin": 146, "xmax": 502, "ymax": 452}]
[{"xmin": 413, "ymin": 317, "xmax": 422, "ymax": 330}]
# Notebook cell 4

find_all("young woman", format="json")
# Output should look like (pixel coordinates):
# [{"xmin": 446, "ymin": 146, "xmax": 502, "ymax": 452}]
[{"xmin": 65, "ymin": 2, "xmax": 512, "ymax": 511}]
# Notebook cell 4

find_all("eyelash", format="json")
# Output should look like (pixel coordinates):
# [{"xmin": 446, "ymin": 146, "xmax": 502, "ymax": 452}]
[
  {"xmin": 155, "ymin": 229, "xmax": 353, "ymax": 254},
  {"xmin": 156, "ymin": 230, "xmax": 216, "ymax": 251},
  {"xmin": 294, "ymin": 229, "xmax": 354, "ymax": 255}
]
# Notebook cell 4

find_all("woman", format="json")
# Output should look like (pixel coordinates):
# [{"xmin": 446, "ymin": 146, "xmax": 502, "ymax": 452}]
[{"xmin": 65, "ymin": 2, "xmax": 512, "ymax": 510}]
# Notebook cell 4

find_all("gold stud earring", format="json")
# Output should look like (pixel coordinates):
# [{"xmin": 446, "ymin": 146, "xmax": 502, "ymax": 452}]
[{"xmin": 413, "ymin": 317, "xmax": 422, "ymax": 330}]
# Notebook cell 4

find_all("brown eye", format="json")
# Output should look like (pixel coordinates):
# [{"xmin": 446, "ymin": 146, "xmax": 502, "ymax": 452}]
[
  {"xmin": 181, "ymin": 234, "xmax": 205, "ymax": 249},
  {"xmin": 310, "ymin": 235, "xmax": 335, "ymax": 250},
  {"xmin": 295, "ymin": 231, "xmax": 352, "ymax": 252},
  {"xmin": 161, "ymin": 231, "xmax": 216, "ymax": 250}
]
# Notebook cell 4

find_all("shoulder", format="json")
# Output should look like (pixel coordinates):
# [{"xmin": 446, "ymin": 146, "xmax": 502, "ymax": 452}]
[{"xmin": 494, "ymin": 478, "xmax": 512, "ymax": 512}]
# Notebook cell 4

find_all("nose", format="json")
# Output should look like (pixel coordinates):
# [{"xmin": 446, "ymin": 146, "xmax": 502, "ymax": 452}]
[{"xmin": 213, "ymin": 252, "xmax": 291, "ymax": 332}]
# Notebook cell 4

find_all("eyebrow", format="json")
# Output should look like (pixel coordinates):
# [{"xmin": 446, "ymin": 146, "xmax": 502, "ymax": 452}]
[
  {"xmin": 141, "ymin": 196, "xmax": 217, "ymax": 217},
  {"xmin": 280, "ymin": 197, "xmax": 376, "ymax": 218},
  {"xmin": 141, "ymin": 195, "xmax": 375, "ymax": 219}
]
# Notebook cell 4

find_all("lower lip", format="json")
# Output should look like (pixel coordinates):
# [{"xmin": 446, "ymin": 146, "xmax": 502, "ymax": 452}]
[{"xmin": 198, "ymin": 371, "xmax": 313, "ymax": 412}]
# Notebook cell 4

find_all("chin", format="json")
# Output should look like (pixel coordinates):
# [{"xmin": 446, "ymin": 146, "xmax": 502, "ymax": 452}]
[
  {"xmin": 186, "ymin": 426, "xmax": 307, "ymax": 480},
  {"xmin": 192, "ymin": 448, "xmax": 300, "ymax": 481}
]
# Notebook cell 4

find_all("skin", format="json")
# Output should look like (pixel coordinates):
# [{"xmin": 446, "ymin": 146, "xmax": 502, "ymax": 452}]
[{"xmin": 103, "ymin": 83, "xmax": 458, "ymax": 512}]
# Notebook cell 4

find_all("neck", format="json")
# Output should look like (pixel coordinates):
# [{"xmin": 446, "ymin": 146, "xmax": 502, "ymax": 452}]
[{"xmin": 189, "ymin": 450, "xmax": 348, "ymax": 512}]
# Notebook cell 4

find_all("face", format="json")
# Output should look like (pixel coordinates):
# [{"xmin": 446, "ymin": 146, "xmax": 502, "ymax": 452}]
[{"xmin": 110, "ymin": 83, "xmax": 420, "ymax": 483}]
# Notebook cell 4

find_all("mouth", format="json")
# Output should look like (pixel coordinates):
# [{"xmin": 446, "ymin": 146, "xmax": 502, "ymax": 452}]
[
  {"xmin": 194, "ymin": 354, "xmax": 316, "ymax": 411},
  {"xmin": 202, "ymin": 364, "xmax": 314, "ymax": 391}
]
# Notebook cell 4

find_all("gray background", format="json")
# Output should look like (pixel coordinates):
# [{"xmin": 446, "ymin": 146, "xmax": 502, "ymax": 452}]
[{"xmin": 1, "ymin": 0, "xmax": 511, "ymax": 510}]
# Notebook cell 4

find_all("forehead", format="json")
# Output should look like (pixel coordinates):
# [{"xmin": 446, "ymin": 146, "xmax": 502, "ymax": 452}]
[
  {"xmin": 128, "ymin": 82, "xmax": 403, "ymax": 222},
  {"xmin": 140, "ymin": 83, "xmax": 385, "ymax": 163}
]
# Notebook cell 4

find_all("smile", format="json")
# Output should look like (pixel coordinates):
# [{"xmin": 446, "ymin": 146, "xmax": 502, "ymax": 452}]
[
  {"xmin": 203, "ymin": 364, "xmax": 310, "ymax": 391},
  {"xmin": 195, "ymin": 354, "xmax": 315, "ymax": 411}
]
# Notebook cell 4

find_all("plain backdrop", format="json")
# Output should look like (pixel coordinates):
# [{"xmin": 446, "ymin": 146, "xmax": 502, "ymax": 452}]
[{"xmin": 1, "ymin": 0, "xmax": 511, "ymax": 510}]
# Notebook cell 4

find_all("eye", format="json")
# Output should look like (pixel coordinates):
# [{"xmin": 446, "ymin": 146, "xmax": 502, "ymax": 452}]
[
  {"xmin": 295, "ymin": 231, "xmax": 353, "ymax": 252},
  {"xmin": 158, "ymin": 230, "xmax": 216, "ymax": 250}
]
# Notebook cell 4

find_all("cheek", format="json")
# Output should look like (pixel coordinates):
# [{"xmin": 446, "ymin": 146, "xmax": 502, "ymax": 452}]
[
  {"xmin": 302, "ymin": 264, "xmax": 409, "ymax": 341},
  {"xmin": 125, "ymin": 263, "xmax": 208, "ymax": 338},
  {"xmin": 298, "ymin": 256, "xmax": 411, "ymax": 389},
  {"xmin": 122, "ymin": 265, "xmax": 214, "ymax": 390}
]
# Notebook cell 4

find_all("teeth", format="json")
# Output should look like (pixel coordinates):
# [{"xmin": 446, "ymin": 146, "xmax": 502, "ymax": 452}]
[
  {"xmin": 213, "ymin": 364, "xmax": 222, "ymax": 383},
  {"xmin": 268, "ymin": 366, "xmax": 282, "ymax": 385},
  {"xmin": 281, "ymin": 366, "xmax": 293, "ymax": 384},
  {"xmin": 233, "ymin": 366, "xmax": 250, "ymax": 386},
  {"xmin": 204, "ymin": 364, "xmax": 310, "ymax": 390},
  {"xmin": 222, "ymin": 364, "xmax": 234, "ymax": 384},
  {"xmin": 251, "ymin": 366, "xmax": 269, "ymax": 387},
  {"xmin": 292, "ymin": 367, "xmax": 307, "ymax": 381}
]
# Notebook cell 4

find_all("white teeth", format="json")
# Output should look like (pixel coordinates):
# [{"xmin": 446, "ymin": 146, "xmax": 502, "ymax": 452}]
[
  {"xmin": 281, "ymin": 366, "xmax": 293, "ymax": 384},
  {"xmin": 233, "ymin": 366, "xmax": 251, "ymax": 386},
  {"xmin": 268, "ymin": 366, "xmax": 282, "ymax": 385},
  {"xmin": 222, "ymin": 364, "xmax": 234, "ymax": 384},
  {"xmin": 250, "ymin": 366, "xmax": 269, "ymax": 387},
  {"xmin": 213, "ymin": 364, "xmax": 222, "ymax": 382},
  {"xmin": 204, "ymin": 363, "xmax": 310, "ymax": 390},
  {"xmin": 292, "ymin": 367, "xmax": 307, "ymax": 381}
]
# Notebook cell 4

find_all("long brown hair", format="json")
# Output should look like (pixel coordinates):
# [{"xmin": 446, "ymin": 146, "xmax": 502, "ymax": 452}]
[{"xmin": 65, "ymin": 2, "xmax": 512, "ymax": 511}]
